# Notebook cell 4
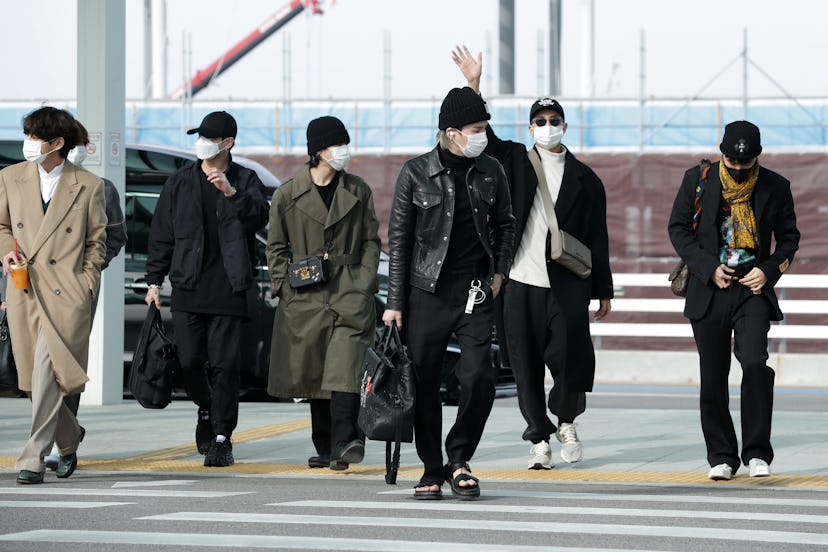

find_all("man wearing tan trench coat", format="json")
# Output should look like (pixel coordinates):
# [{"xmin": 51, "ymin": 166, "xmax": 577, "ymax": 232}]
[{"xmin": 0, "ymin": 107, "xmax": 106, "ymax": 484}]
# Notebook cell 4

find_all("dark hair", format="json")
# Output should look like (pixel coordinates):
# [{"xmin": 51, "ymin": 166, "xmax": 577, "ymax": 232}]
[
  {"xmin": 308, "ymin": 152, "xmax": 321, "ymax": 168},
  {"xmin": 22, "ymin": 107, "xmax": 86, "ymax": 158}
]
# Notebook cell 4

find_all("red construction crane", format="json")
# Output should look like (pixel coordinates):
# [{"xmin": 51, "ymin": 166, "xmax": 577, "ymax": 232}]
[{"xmin": 169, "ymin": 0, "xmax": 324, "ymax": 99}]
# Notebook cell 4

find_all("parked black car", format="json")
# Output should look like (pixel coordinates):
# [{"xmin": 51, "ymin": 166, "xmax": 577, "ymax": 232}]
[{"xmin": 0, "ymin": 140, "xmax": 515, "ymax": 402}]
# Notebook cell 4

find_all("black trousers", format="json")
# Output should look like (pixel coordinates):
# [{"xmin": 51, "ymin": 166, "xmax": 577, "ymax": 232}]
[
  {"xmin": 309, "ymin": 392, "xmax": 363, "ymax": 458},
  {"xmin": 504, "ymin": 280, "xmax": 585, "ymax": 443},
  {"xmin": 691, "ymin": 285, "xmax": 774, "ymax": 472},
  {"xmin": 172, "ymin": 311, "xmax": 242, "ymax": 439},
  {"xmin": 406, "ymin": 275, "xmax": 496, "ymax": 484}
]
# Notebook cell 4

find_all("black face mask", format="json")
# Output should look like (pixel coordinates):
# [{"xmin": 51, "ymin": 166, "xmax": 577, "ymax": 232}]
[{"xmin": 726, "ymin": 166, "xmax": 752, "ymax": 183}]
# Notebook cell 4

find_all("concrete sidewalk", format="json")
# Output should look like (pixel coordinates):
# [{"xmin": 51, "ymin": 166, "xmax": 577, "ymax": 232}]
[{"xmin": 1, "ymin": 387, "xmax": 826, "ymax": 488}]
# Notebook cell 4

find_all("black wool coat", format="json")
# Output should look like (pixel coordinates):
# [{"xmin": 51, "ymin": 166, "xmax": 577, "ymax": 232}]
[{"xmin": 668, "ymin": 161, "xmax": 800, "ymax": 322}]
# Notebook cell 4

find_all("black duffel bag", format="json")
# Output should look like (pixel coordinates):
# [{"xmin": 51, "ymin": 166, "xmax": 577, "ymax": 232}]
[
  {"xmin": 128, "ymin": 304, "xmax": 179, "ymax": 409},
  {"xmin": 0, "ymin": 311, "xmax": 21, "ymax": 398}
]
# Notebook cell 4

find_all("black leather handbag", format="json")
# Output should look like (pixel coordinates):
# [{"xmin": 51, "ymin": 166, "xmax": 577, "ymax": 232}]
[
  {"xmin": 128, "ymin": 304, "xmax": 179, "ymax": 409},
  {"xmin": 0, "ymin": 311, "xmax": 20, "ymax": 398},
  {"xmin": 358, "ymin": 323, "xmax": 416, "ymax": 484}
]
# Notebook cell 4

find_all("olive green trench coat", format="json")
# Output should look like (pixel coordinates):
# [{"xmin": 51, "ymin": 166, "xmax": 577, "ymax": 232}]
[
  {"xmin": 0, "ymin": 161, "xmax": 107, "ymax": 394},
  {"xmin": 266, "ymin": 168, "xmax": 380, "ymax": 398}
]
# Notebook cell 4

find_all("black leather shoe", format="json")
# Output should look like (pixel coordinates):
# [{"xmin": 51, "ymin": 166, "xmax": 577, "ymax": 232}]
[
  {"xmin": 308, "ymin": 454, "xmax": 330, "ymax": 468},
  {"xmin": 196, "ymin": 409, "xmax": 213, "ymax": 455},
  {"xmin": 56, "ymin": 453, "xmax": 78, "ymax": 479},
  {"xmin": 17, "ymin": 470, "xmax": 44, "ymax": 484},
  {"xmin": 339, "ymin": 440, "xmax": 365, "ymax": 464}
]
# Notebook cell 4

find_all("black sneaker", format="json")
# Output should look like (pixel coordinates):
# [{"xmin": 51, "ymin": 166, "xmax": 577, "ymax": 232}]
[
  {"xmin": 196, "ymin": 409, "xmax": 213, "ymax": 455},
  {"xmin": 204, "ymin": 438, "xmax": 234, "ymax": 467}
]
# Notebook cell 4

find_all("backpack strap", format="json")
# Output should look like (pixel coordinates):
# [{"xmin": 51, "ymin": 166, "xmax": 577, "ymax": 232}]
[{"xmin": 692, "ymin": 159, "xmax": 711, "ymax": 237}]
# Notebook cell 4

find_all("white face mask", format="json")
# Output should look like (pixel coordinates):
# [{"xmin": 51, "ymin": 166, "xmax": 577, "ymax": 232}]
[
  {"xmin": 455, "ymin": 131, "xmax": 488, "ymax": 158},
  {"xmin": 533, "ymin": 124, "xmax": 565, "ymax": 149},
  {"xmin": 23, "ymin": 138, "xmax": 59, "ymax": 165},
  {"xmin": 195, "ymin": 137, "xmax": 228, "ymax": 160},
  {"xmin": 324, "ymin": 145, "xmax": 351, "ymax": 171},
  {"xmin": 67, "ymin": 145, "xmax": 87, "ymax": 165}
]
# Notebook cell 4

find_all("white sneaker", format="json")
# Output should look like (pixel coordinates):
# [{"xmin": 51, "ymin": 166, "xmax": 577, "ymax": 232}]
[
  {"xmin": 528, "ymin": 441, "xmax": 553, "ymax": 470},
  {"xmin": 708, "ymin": 463, "xmax": 733, "ymax": 481},
  {"xmin": 44, "ymin": 444, "xmax": 60, "ymax": 471},
  {"xmin": 749, "ymin": 458, "xmax": 771, "ymax": 477},
  {"xmin": 556, "ymin": 423, "xmax": 583, "ymax": 463}
]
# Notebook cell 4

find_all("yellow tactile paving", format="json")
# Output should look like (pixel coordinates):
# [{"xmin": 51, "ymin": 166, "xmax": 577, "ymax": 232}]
[{"xmin": 1, "ymin": 416, "xmax": 826, "ymax": 488}]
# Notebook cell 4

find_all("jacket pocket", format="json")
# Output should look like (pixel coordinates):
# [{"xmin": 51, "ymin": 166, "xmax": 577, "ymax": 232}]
[
  {"xmin": 412, "ymin": 191, "xmax": 442, "ymax": 210},
  {"xmin": 169, "ymin": 237, "xmax": 200, "ymax": 288},
  {"xmin": 476, "ymin": 178, "xmax": 497, "ymax": 206}
]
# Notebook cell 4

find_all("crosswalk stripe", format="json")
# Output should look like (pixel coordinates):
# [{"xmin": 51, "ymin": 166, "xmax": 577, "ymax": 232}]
[
  {"xmin": 271, "ymin": 499, "xmax": 828, "ymax": 524},
  {"xmin": 0, "ymin": 488, "xmax": 248, "ymax": 498},
  {"xmin": 111, "ymin": 480, "xmax": 197, "ymax": 488},
  {"xmin": 379, "ymin": 488, "xmax": 828, "ymax": 507},
  {"xmin": 0, "ymin": 501, "xmax": 133, "ymax": 508},
  {"xmin": 0, "ymin": 530, "xmax": 574, "ymax": 551},
  {"xmin": 138, "ymin": 512, "xmax": 828, "ymax": 546}
]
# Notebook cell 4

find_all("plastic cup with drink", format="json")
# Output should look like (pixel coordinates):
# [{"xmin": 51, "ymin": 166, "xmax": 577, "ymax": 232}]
[{"xmin": 9, "ymin": 239, "xmax": 28, "ymax": 289}]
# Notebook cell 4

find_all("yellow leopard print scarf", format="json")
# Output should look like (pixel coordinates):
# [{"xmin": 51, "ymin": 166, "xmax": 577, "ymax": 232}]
[{"xmin": 719, "ymin": 159, "xmax": 759, "ymax": 249}]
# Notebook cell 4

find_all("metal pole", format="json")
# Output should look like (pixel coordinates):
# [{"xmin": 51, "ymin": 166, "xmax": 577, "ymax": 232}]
[
  {"xmin": 498, "ymin": 0, "xmax": 515, "ymax": 94},
  {"xmin": 549, "ymin": 0, "xmax": 561, "ymax": 96},
  {"xmin": 151, "ymin": 0, "xmax": 167, "ymax": 98},
  {"xmin": 282, "ymin": 32, "xmax": 291, "ymax": 154},
  {"xmin": 384, "ymin": 30, "xmax": 392, "ymax": 154},
  {"xmin": 537, "ymin": 30, "xmax": 544, "ymax": 96},
  {"xmin": 580, "ymin": 0, "xmax": 594, "ymax": 98},
  {"xmin": 77, "ymin": 0, "xmax": 126, "ymax": 405},
  {"xmin": 143, "ymin": 0, "xmax": 152, "ymax": 99},
  {"xmin": 639, "ymin": 29, "xmax": 645, "ymax": 151},
  {"xmin": 484, "ymin": 31, "xmax": 493, "ymax": 95},
  {"xmin": 742, "ymin": 28, "xmax": 748, "ymax": 119}
]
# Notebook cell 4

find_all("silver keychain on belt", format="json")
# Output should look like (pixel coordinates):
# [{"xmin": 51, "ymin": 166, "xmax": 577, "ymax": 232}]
[{"xmin": 465, "ymin": 279, "xmax": 486, "ymax": 314}]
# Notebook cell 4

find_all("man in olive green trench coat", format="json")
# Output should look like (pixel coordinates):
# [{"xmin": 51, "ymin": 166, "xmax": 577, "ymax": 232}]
[
  {"xmin": 266, "ymin": 168, "xmax": 380, "ymax": 397},
  {"xmin": 266, "ymin": 116, "xmax": 380, "ymax": 470}
]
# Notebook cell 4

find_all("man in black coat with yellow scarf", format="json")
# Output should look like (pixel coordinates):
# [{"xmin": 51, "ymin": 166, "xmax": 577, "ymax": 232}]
[{"xmin": 669, "ymin": 120, "xmax": 800, "ymax": 480}]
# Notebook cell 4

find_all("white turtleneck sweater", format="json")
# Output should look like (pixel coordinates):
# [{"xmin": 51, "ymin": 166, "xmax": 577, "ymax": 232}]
[{"xmin": 509, "ymin": 146, "xmax": 567, "ymax": 288}]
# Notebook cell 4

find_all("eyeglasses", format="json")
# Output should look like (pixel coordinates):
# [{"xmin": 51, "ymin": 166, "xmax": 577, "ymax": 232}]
[{"xmin": 532, "ymin": 117, "xmax": 563, "ymax": 127}]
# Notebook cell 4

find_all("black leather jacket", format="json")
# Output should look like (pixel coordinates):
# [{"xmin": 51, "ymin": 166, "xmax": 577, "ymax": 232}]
[{"xmin": 386, "ymin": 146, "xmax": 515, "ymax": 311}]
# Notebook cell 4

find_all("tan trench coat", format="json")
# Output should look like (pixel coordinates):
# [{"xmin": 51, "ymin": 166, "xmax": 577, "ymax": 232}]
[
  {"xmin": 0, "ymin": 161, "xmax": 107, "ymax": 394},
  {"xmin": 266, "ymin": 168, "xmax": 380, "ymax": 398}
]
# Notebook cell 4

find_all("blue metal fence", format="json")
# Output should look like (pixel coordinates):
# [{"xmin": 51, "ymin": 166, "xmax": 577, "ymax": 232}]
[{"xmin": 3, "ymin": 97, "xmax": 827, "ymax": 154}]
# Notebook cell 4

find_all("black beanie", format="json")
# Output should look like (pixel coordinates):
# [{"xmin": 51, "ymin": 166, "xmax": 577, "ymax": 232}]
[
  {"xmin": 438, "ymin": 87, "xmax": 491, "ymax": 130},
  {"xmin": 719, "ymin": 120, "xmax": 762, "ymax": 161},
  {"xmin": 306, "ymin": 116, "xmax": 350, "ymax": 155}
]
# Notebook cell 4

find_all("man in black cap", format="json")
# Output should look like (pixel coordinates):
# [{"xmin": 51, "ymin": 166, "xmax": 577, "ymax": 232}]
[
  {"xmin": 145, "ymin": 111, "xmax": 269, "ymax": 466},
  {"xmin": 669, "ymin": 120, "xmax": 800, "ymax": 480},
  {"xmin": 453, "ymin": 47, "xmax": 613, "ymax": 471},
  {"xmin": 383, "ymin": 87, "xmax": 514, "ymax": 499}
]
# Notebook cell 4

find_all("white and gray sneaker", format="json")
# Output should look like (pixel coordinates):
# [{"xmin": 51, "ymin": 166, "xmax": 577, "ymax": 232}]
[
  {"xmin": 708, "ymin": 463, "xmax": 733, "ymax": 480},
  {"xmin": 556, "ymin": 423, "xmax": 583, "ymax": 463},
  {"xmin": 528, "ymin": 441, "xmax": 553, "ymax": 470},
  {"xmin": 749, "ymin": 458, "xmax": 770, "ymax": 477}
]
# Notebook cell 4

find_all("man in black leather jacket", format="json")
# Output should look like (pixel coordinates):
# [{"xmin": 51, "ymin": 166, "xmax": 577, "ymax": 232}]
[{"xmin": 382, "ymin": 87, "xmax": 514, "ymax": 500}]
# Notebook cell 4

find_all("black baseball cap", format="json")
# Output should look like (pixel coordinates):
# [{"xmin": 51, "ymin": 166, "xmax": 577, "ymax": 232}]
[
  {"xmin": 530, "ymin": 98, "xmax": 565, "ymax": 122},
  {"xmin": 186, "ymin": 111, "xmax": 238, "ymax": 138},
  {"xmin": 719, "ymin": 120, "xmax": 762, "ymax": 161}
]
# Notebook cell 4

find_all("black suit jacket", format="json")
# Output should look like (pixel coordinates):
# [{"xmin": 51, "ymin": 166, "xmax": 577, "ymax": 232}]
[{"xmin": 668, "ymin": 161, "xmax": 800, "ymax": 321}]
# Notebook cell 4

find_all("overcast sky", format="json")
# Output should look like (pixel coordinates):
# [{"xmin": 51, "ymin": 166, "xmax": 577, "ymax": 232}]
[{"xmin": 0, "ymin": 0, "xmax": 824, "ymax": 102}]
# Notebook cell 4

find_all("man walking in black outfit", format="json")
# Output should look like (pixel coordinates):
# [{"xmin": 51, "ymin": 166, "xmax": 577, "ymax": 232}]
[
  {"xmin": 145, "ymin": 111, "xmax": 269, "ymax": 467},
  {"xmin": 669, "ymin": 121, "xmax": 799, "ymax": 480},
  {"xmin": 383, "ymin": 86, "xmax": 514, "ymax": 499}
]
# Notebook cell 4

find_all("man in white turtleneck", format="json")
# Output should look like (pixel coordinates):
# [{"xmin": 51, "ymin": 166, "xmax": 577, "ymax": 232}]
[{"xmin": 455, "ymin": 48, "xmax": 614, "ymax": 472}]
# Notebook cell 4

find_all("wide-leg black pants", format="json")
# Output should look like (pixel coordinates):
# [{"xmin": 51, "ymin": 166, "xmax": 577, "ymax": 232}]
[
  {"xmin": 309, "ymin": 392, "xmax": 363, "ymax": 458},
  {"xmin": 172, "ymin": 311, "xmax": 242, "ymax": 439},
  {"xmin": 691, "ymin": 286, "xmax": 774, "ymax": 472},
  {"xmin": 406, "ymin": 276, "xmax": 496, "ymax": 484},
  {"xmin": 504, "ymin": 280, "xmax": 585, "ymax": 443}
]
